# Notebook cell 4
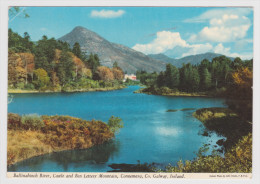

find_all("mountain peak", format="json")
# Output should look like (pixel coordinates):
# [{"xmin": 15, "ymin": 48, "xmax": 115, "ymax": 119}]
[
  {"xmin": 58, "ymin": 26, "xmax": 166, "ymax": 73},
  {"xmin": 71, "ymin": 26, "xmax": 91, "ymax": 33}
]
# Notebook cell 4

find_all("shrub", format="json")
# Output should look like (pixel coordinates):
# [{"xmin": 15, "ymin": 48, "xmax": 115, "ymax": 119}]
[
  {"xmin": 16, "ymin": 82, "xmax": 25, "ymax": 89},
  {"xmin": 108, "ymin": 116, "xmax": 124, "ymax": 134},
  {"xmin": 24, "ymin": 83, "xmax": 35, "ymax": 90},
  {"xmin": 8, "ymin": 113, "xmax": 21, "ymax": 129},
  {"xmin": 21, "ymin": 114, "xmax": 44, "ymax": 130}
]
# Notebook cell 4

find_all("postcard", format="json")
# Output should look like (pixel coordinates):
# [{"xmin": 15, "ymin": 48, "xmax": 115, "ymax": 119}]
[{"xmin": 0, "ymin": 0, "xmax": 260, "ymax": 184}]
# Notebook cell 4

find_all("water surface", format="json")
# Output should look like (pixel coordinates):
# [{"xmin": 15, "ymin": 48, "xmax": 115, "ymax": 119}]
[{"xmin": 8, "ymin": 86, "xmax": 226, "ymax": 172}]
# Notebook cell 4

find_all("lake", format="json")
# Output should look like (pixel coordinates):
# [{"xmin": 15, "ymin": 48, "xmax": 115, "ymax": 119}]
[{"xmin": 8, "ymin": 86, "xmax": 226, "ymax": 172}]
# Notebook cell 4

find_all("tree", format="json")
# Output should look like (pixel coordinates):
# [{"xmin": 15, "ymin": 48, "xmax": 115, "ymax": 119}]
[
  {"xmin": 164, "ymin": 64, "xmax": 179, "ymax": 89},
  {"xmin": 33, "ymin": 68, "xmax": 50, "ymax": 89},
  {"xmin": 9, "ymin": 7, "xmax": 29, "ymax": 22},
  {"xmin": 179, "ymin": 64, "xmax": 199, "ymax": 92},
  {"xmin": 56, "ymin": 51, "xmax": 75, "ymax": 85},
  {"xmin": 231, "ymin": 57, "xmax": 243, "ymax": 71},
  {"xmin": 200, "ymin": 68, "xmax": 212, "ymax": 90},
  {"xmin": 87, "ymin": 53, "xmax": 100, "ymax": 73},
  {"xmin": 227, "ymin": 67, "xmax": 252, "ymax": 121},
  {"xmin": 72, "ymin": 42, "xmax": 82, "ymax": 59},
  {"xmin": 112, "ymin": 68, "xmax": 124, "ymax": 81},
  {"xmin": 157, "ymin": 71, "xmax": 165, "ymax": 88},
  {"xmin": 108, "ymin": 116, "xmax": 124, "ymax": 134},
  {"xmin": 96, "ymin": 66, "xmax": 114, "ymax": 81},
  {"xmin": 113, "ymin": 61, "xmax": 119, "ymax": 68}
]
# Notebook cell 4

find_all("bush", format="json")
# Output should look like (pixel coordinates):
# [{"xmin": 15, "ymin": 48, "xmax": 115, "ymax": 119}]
[
  {"xmin": 24, "ymin": 83, "xmax": 35, "ymax": 90},
  {"xmin": 108, "ymin": 116, "xmax": 124, "ymax": 134},
  {"xmin": 42, "ymin": 115, "xmax": 113, "ymax": 149},
  {"xmin": 16, "ymin": 82, "xmax": 25, "ymax": 89},
  {"xmin": 8, "ymin": 113, "xmax": 21, "ymax": 129},
  {"xmin": 21, "ymin": 114, "xmax": 44, "ymax": 130}
]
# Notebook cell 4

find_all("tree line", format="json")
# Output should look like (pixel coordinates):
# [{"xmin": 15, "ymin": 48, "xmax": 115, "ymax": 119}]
[
  {"xmin": 8, "ymin": 29, "xmax": 124, "ymax": 91},
  {"xmin": 137, "ymin": 56, "xmax": 252, "ymax": 93}
]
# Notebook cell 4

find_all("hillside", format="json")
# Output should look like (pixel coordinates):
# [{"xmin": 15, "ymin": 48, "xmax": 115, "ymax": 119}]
[
  {"xmin": 59, "ymin": 26, "xmax": 166, "ymax": 73},
  {"xmin": 149, "ymin": 52, "xmax": 235, "ymax": 68}
]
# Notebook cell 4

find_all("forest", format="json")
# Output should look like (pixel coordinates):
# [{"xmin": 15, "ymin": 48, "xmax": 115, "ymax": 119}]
[{"xmin": 8, "ymin": 29, "xmax": 125, "ymax": 92}]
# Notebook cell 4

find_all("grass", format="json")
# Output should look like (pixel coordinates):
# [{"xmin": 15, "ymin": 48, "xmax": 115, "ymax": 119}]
[
  {"xmin": 8, "ymin": 86, "xmax": 125, "ymax": 94},
  {"xmin": 7, "ymin": 130, "xmax": 53, "ymax": 165}
]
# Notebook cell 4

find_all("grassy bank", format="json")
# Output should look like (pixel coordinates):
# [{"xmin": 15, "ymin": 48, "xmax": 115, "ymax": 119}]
[
  {"xmin": 8, "ymin": 86, "xmax": 125, "ymax": 94},
  {"xmin": 7, "ymin": 114, "xmax": 121, "ymax": 166},
  {"xmin": 134, "ymin": 86, "xmax": 227, "ymax": 97}
]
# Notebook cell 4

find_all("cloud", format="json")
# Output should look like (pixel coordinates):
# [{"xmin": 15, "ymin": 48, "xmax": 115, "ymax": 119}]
[
  {"xmin": 187, "ymin": 8, "xmax": 252, "ymax": 43},
  {"xmin": 132, "ymin": 28, "xmax": 252, "ymax": 60},
  {"xmin": 90, "ymin": 9, "xmax": 125, "ymax": 18},
  {"xmin": 184, "ymin": 8, "xmax": 251, "ymax": 23},
  {"xmin": 132, "ymin": 31, "xmax": 187, "ymax": 54},
  {"xmin": 213, "ymin": 43, "xmax": 252, "ymax": 60},
  {"xmin": 133, "ymin": 30, "xmax": 213, "ymax": 58},
  {"xmin": 181, "ymin": 43, "xmax": 213, "ymax": 57}
]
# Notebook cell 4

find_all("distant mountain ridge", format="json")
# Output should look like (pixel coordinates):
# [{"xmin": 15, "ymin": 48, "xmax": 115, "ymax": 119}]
[
  {"xmin": 59, "ymin": 26, "xmax": 235, "ymax": 73},
  {"xmin": 59, "ymin": 26, "xmax": 166, "ymax": 73},
  {"xmin": 148, "ymin": 52, "xmax": 235, "ymax": 68}
]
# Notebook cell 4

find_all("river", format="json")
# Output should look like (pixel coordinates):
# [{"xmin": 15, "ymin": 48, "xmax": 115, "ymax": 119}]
[{"xmin": 8, "ymin": 86, "xmax": 226, "ymax": 172}]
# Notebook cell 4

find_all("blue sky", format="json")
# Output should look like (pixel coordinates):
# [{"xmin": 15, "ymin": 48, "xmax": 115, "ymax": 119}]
[{"xmin": 9, "ymin": 7, "xmax": 253, "ymax": 59}]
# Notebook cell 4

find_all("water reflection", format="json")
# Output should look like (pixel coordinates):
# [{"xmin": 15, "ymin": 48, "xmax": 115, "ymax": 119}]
[{"xmin": 8, "ymin": 139, "xmax": 120, "ymax": 172}]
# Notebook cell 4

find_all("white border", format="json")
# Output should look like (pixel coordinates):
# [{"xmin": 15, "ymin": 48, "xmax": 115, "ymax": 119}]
[{"xmin": 0, "ymin": 0, "xmax": 260, "ymax": 184}]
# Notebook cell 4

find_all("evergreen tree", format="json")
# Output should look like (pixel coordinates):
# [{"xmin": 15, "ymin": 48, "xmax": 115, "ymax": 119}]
[
  {"xmin": 164, "ymin": 64, "xmax": 179, "ymax": 89},
  {"xmin": 200, "ymin": 68, "xmax": 212, "ymax": 90},
  {"xmin": 157, "ymin": 71, "xmax": 165, "ymax": 88},
  {"xmin": 72, "ymin": 42, "xmax": 82, "ymax": 59},
  {"xmin": 87, "ymin": 53, "xmax": 100, "ymax": 73}
]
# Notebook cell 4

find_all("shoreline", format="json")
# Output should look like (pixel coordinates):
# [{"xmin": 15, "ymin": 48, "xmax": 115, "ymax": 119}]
[
  {"xmin": 7, "ymin": 130, "xmax": 113, "ymax": 167},
  {"xmin": 134, "ymin": 88, "xmax": 210, "ymax": 97},
  {"xmin": 8, "ymin": 86, "xmax": 126, "ymax": 94}
]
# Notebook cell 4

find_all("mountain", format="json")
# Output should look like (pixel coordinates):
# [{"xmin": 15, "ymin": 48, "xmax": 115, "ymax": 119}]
[
  {"xmin": 149, "ymin": 52, "xmax": 235, "ymax": 68},
  {"xmin": 59, "ymin": 26, "xmax": 166, "ymax": 73}
]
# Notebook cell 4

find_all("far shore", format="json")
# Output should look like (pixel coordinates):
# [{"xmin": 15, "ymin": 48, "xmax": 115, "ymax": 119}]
[
  {"xmin": 134, "ymin": 88, "xmax": 209, "ymax": 97},
  {"xmin": 8, "ymin": 86, "xmax": 126, "ymax": 94}
]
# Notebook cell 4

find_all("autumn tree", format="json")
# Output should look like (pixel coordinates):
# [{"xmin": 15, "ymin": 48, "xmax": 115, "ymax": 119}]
[
  {"xmin": 33, "ymin": 68, "xmax": 50, "ymax": 89},
  {"xmin": 227, "ymin": 67, "xmax": 253, "ymax": 121},
  {"xmin": 18, "ymin": 53, "xmax": 35, "ymax": 84},
  {"xmin": 112, "ymin": 68, "xmax": 124, "ymax": 81},
  {"xmin": 96, "ymin": 66, "xmax": 114, "ymax": 81}
]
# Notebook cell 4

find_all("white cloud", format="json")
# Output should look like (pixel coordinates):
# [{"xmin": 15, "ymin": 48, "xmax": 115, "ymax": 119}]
[
  {"xmin": 132, "ymin": 31, "xmax": 187, "ymax": 54},
  {"xmin": 184, "ymin": 8, "xmax": 251, "ymax": 23},
  {"xmin": 90, "ymin": 9, "xmax": 125, "ymax": 18},
  {"xmin": 187, "ymin": 8, "xmax": 252, "ymax": 43},
  {"xmin": 181, "ymin": 43, "xmax": 213, "ymax": 57},
  {"xmin": 213, "ymin": 43, "xmax": 252, "ymax": 60}
]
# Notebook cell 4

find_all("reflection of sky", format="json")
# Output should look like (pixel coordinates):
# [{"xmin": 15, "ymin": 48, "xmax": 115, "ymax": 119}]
[{"xmin": 8, "ymin": 86, "xmax": 227, "ymax": 172}]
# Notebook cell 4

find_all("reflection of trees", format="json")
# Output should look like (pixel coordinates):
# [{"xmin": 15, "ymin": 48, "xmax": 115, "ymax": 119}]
[{"xmin": 8, "ymin": 139, "xmax": 120, "ymax": 172}]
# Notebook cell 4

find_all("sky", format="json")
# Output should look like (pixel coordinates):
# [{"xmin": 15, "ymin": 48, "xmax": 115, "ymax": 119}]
[{"xmin": 8, "ymin": 7, "xmax": 253, "ymax": 59}]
